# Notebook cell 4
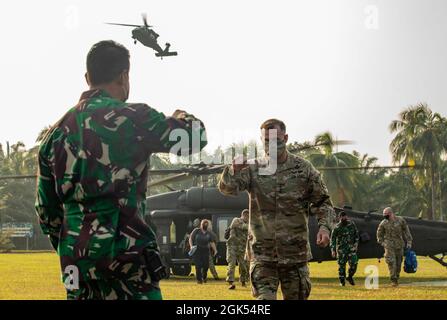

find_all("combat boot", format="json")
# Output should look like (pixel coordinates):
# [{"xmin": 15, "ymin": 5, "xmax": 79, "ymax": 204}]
[
  {"xmin": 228, "ymin": 282, "xmax": 236, "ymax": 290},
  {"xmin": 241, "ymin": 282, "xmax": 247, "ymax": 287},
  {"xmin": 347, "ymin": 276, "xmax": 355, "ymax": 286},
  {"xmin": 339, "ymin": 277, "xmax": 346, "ymax": 286}
]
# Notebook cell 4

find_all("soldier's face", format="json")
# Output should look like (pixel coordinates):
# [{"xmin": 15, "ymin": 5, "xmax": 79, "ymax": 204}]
[
  {"xmin": 261, "ymin": 125, "xmax": 288, "ymax": 156},
  {"xmin": 383, "ymin": 210, "xmax": 392, "ymax": 219}
]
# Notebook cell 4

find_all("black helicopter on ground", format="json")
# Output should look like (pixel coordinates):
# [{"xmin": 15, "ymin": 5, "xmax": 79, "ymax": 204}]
[
  {"xmin": 145, "ymin": 162, "xmax": 447, "ymax": 277},
  {"xmin": 106, "ymin": 13, "xmax": 178, "ymax": 58},
  {"xmin": 1, "ymin": 149, "xmax": 446, "ymax": 277}
]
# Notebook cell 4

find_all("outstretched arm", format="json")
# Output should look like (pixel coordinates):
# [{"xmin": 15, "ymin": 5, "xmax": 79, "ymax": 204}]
[
  {"xmin": 134, "ymin": 105, "xmax": 207, "ymax": 155},
  {"xmin": 218, "ymin": 161, "xmax": 251, "ymax": 196}
]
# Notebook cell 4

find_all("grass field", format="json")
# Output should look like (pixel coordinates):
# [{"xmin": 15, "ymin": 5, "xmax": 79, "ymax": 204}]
[{"xmin": 0, "ymin": 252, "xmax": 446, "ymax": 300}]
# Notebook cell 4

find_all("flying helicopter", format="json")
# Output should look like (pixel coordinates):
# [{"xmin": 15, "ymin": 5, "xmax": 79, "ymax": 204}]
[{"xmin": 106, "ymin": 13, "xmax": 178, "ymax": 58}]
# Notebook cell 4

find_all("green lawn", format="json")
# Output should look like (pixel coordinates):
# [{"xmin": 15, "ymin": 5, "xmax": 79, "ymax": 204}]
[{"xmin": 0, "ymin": 253, "xmax": 446, "ymax": 300}]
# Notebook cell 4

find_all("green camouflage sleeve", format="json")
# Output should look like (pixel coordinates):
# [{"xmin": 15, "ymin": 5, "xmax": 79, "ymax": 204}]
[
  {"xmin": 376, "ymin": 221, "xmax": 385, "ymax": 246},
  {"xmin": 135, "ymin": 105, "xmax": 207, "ymax": 154},
  {"xmin": 307, "ymin": 166, "xmax": 335, "ymax": 234},
  {"xmin": 218, "ymin": 165, "xmax": 251, "ymax": 196},
  {"xmin": 330, "ymin": 227, "xmax": 338, "ymax": 252},
  {"xmin": 34, "ymin": 149, "xmax": 64, "ymax": 251},
  {"xmin": 402, "ymin": 219, "xmax": 413, "ymax": 247}
]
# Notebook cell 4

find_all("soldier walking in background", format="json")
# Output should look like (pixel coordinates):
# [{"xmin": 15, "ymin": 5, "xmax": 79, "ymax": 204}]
[
  {"xmin": 330, "ymin": 211, "xmax": 360, "ymax": 286},
  {"xmin": 377, "ymin": 207, "xmax": 413, "ymax": 287},
  {"xmin": 34, "ymin": 40, "xmax": 207, "ymax": 300},
  {"xmin": 207, "ymin": 220, "xmax": 220, "ymax": 280},
  {"xmin": 218, "ymin": 119, "xmax": 335, "ymax": 300},
  {"xmin": 189, "ymin": 220, "xmax": 217, "ymax": 284},
  {"xmin": 226, "ymin": 209, "xmax": 249, "ymax": 290}
]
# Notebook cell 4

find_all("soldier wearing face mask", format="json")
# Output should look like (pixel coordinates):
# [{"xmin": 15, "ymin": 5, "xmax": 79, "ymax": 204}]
[
  {"xmin": 218, "ymin": 119, "xmax": 335, "ymax": 300},
  {"xmin": 377, "ymin": 207, "xmax": 413, "ymax": 287}
]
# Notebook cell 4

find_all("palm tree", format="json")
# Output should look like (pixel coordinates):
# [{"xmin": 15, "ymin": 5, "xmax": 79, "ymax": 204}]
[
  {"xmin": 306, "ymin": 132, "xmax": 360, "ymax": 207},
  {"xmin": 389, "ymin": 104, "xmax": 447, "ymax": 220}
]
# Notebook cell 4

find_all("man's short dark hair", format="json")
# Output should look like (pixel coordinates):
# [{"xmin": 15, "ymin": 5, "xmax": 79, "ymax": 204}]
[
  {"xmin": 339, "ymin": 211, "xmax": 347, "ymax": 217},
  {"xmin": 86, "ymin": 40, "xmax": 130, "ymax": 86},
  {"xmin": 260, "ymin": 119, "xmax": 286, "ymax": 132}
]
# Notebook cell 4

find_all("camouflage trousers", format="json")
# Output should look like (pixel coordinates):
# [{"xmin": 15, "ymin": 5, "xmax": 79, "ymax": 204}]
[
  {"xmin": 384, "ymin": 246, "xmax": 404, "ymax": 283},
  {"xmin": 209, "ymin": 254, "xmax": 220, "ymax": 280},
  {"xmin": 67, "ymin": 269, "xmax": 162, "ymax": 300},
  {"xmin": 226, "ymin": 247, "xmax": 249, "ymax": 283},
  {"xmin": 337, "ymin": 252, "xmax": 358, "ymax": 279},
  {"xmin": 250, "ymin": 261, "xmax": 311, "ymax": 300}
]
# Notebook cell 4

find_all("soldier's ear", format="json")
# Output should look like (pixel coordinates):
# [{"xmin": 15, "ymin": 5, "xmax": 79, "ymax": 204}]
[
  {"xmin": 284, "ymin": 134, "xmax": 289, "ymax": 143},
  {"xmin": 117, "ymin": 70, "xmax": 129, "ymax": 86},
  {"xmin": 85, "ymin": 72, "xmax": 91, "ymax": 86}
]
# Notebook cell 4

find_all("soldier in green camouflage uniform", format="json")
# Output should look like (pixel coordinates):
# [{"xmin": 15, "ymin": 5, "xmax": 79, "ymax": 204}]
[
  {"xmin": 377, "ymin": 207, "xmax": 413, "ymax": 287},
  {"xmin": 218, "ymin": 119, "xmax": 335, "ymax": 300},
  {"xmin": 226, "ymin": 209, "xmax": 249, "ymax": 289},
  {"xmin": 35, "ymin": 41, "xmax": 207, "ymax": 300},
  {"xmin": 330, "ymin": 211, "xmax": 359, "ymax": 286}
]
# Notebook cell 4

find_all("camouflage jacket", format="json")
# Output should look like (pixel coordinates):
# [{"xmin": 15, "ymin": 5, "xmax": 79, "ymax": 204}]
[
  {"xmin": 227, "ymin": 217, "xmax": 248, "ymax": 250},
  {"xmin": 330, "ymin": 220, "xmax": 359, "ymax": 255},
  {"xmin": 35, "ymin": 89, "xmax": 207, "ymax": 282},
  {"xmin": 377, "ymin": 216, "xmax": 413, "ymax": 250},
  {"xmin": 218, "ymin": 152, "xmax": 335, "ymax": 264}
]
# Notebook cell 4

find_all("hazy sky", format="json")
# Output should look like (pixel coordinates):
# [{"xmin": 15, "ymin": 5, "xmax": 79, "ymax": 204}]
[{"xmin": 1, "ymin": 0, "xmax": 446, "ymax": 164}]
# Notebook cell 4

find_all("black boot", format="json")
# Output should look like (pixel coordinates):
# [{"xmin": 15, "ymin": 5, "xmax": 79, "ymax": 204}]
[
  {"xmin": 347, "ymin": 276, "xmax": 355, "ymax": 286},
  {"xmin": 339, "ymin": 277, "xmax": 346, "ymax": 286},
  {"xmin": 228, "ymin": 282, "xmax": 236, "ymax": 290}
]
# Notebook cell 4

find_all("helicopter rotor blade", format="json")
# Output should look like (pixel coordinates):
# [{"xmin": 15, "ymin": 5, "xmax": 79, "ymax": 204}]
[
  {"xmin": 141, "ymin": 13, "xmax": 153, "ymax": 28},
  {"xmin": 105, "ymin": 22, "xmax": 143, "ymax": 28},
  {"xmin": 148, "ymin": 173, "xmax": 193, "ymax": 188},
  {"xmin": 317, "ymin": 164, "xmax": 424, "ymax": 171},
  {"xmin": 332, "ymin": 140, "xmax": 355, "ymax": 146}
]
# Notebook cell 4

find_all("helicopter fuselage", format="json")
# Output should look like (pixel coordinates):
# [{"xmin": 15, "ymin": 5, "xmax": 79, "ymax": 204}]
[
  {"xmin": 147, "ymin": 187, "xmax": 447, "ymax": 276},
  {"xmin": 131, "ymin": 27, "xmax": 162, "ymax": 52}
]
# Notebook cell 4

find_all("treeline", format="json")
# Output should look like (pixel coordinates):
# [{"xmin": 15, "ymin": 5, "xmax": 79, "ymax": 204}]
[{"xmin": 0, "ymin": 104, "xmax": 446, "ymax": 232}]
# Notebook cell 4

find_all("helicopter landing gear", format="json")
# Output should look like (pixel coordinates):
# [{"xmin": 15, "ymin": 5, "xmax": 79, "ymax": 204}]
[
  {"xmin": 171, "ymin": 263, "xmax": 192, "ymax": 277},
  {"xmin": 429, "ymin": 253, "xmax": 447, "ymax": 268}
]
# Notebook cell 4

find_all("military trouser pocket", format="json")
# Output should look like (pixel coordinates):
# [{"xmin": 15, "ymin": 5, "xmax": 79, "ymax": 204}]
[
  {"xmin": 249, "ymin": 262, "xmax": 259, "ymax": 298},
  {"xmin": 296, "ymin": 264, "xmax": 311, "ymax": 300}
]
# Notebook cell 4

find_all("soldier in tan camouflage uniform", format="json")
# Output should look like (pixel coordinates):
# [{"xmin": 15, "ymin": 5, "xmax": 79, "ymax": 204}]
[
  {"xmin": 218, "ymin": 119, "xmax": 335, "ymax": 300},
  {"xmin": 376, "ymin": 207, "xmax": 413, "ymax": 287},
  {"xmin": 207, "ymin": 221, "xmax": 220, "ymax": 280},
  {"xmin": 226, "ymin": 209, "xmax": 249, "ymax": 290}
]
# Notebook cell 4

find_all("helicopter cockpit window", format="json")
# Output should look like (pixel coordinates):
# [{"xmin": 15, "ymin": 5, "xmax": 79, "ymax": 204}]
[{"xmin": 217, "ymin": 218, "xmax": 231, "ymax": 242}]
